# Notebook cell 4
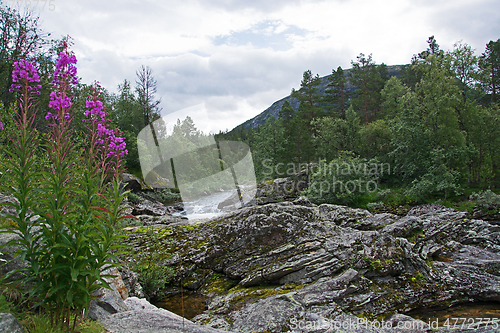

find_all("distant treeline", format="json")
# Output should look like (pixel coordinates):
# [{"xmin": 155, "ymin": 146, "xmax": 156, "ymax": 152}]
[{"xmin": 216, "ymin": 36, "xmax": 500, "ymax": 203}]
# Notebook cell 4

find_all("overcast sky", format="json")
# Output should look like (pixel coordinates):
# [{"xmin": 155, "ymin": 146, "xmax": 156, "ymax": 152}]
[{"xmin": 13, "ymin": 0, "xmax": 500, "ymax": 133}]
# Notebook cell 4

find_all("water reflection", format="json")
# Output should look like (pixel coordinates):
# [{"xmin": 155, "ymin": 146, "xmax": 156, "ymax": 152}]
[
  {"xmin": 408, "ymin": 302, "xmax": 500, "ymax": 327},
  {"xmin": 155, "ymin": 291, "xmax": 209, "ymax": 320}
]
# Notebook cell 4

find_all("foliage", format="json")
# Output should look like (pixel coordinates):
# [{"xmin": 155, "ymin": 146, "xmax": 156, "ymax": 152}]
[
  {"xmin": 469, "ymin": 190, "xmax": 500, "ymax": 207},
  {"xmin": 151, "ymin": 188, "xmax": 181, "ymax": 205},
  {"xmin": 479, "ymin": 38, "xmax": 500, "ymax": 104},
  {"xmin": 0, "ymin": 37, "xmax": 129, "ymax": 332},
  {"xmin": 312, "ymin": 106, "xmax": 361, "ymax": 160},
  {"xmin": 366, "ymin": 201, "xmax": 384, "ymax": 211},
  {"xmin": 304, "ymin": 152, "xmax": 382, "ymax": 206},
  {"xmin": 132, "ymin": 226, "xmax": 175, "ymax": 299},
  {"xmin": 212, "ymin": 36, "xmax": 500, "ymax": 205},
  {"xmin": 0, "ymin": 293, "xmax": 12, "ymax": 313},
  {"xmin": 252, "ymin": 116, "xmax": 286, "ymax": 180},
  {"xmin": 22, "ymin": 314, "xmax": 104, "ymax": 333},
  {"xmin": 405, "ymin": 148, "xmax": 463, "ymax": 202},
  {"xmin": 127, "ymin": 191, "xmax": 141, "ymax": 204},
  {"xmin": 324, "ymin": 66, "xmax": 350, "ymax": 118}
]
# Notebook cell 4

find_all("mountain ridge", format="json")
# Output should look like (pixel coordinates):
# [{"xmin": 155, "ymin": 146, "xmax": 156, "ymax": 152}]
[{"xmin": 236, "ymin": 64, "xmax": 404, "ymax": 130}]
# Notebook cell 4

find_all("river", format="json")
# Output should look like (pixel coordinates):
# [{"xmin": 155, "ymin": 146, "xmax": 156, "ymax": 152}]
[{"xmin": 172, "ymin": 189, "xmax": 236, "ymax": 221}]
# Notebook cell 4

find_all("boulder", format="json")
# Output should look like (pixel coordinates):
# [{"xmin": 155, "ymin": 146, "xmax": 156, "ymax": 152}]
[
  {"xmin": 87, "ymin": 266, "xmax": 129, "ymax": 321},
  {"xmin": 144, "ymin": 170, "xmax": 170, "ymax": 188},
  {"xmin": 87, "ymin": 287, "xmax": 129, "ymax": 321},
  {"xmin": 120, "ymin": 173, "xmax": 146, "ymax": 192}
]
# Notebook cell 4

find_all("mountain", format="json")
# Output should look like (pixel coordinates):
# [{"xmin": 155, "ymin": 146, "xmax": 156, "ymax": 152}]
[{"xmin": 236, "ymin": 65, "xmax": 404, "ymax": 130}]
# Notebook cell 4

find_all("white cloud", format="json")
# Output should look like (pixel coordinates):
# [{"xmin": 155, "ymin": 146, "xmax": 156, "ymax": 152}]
[{"xmin": 29, "ymin": 0, "xmax": 500, "ymax": 132}]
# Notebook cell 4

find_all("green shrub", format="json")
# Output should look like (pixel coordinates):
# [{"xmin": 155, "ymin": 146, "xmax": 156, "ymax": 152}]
[
  {"xmin": 0, "ymin": 293, "xmax": 12, "ymax": 313},
  {"xmin": 22, "ymin": 314, "xmax": 105, "ymax": 333},
  {"xmin": 132, "ymin": 226, "xmax": 176, "ymax": 299},
  {"xmin": 155, "ymin": 188, "xmax": 181, "ymax": 205},
  {"xmin": 366, "ymin": 201, "xmax": 384, "ymax": 211},
  {"xmin": 127, "ymin": 192, "xmax": 141, "ymax": 204},
  {"xmin": 137, "ymin": 263, "xmax": 176, "ymax": 300},
  {"xmin": 469, "ymin": 189, "xmax": 500, "ymax": 207},
  {"xmin": 304, "ymin": 152, "xmax": 382, "ymax": 206}
]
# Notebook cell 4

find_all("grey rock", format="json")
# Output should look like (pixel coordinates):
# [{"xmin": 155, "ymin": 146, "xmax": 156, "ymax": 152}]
[
  {"xmin": 102, "ymin": 299, "xmax": 233, "ymax": 333},
  {"xmin": 383, "ymin": 314, "xmax": 430, "ymax": 333},
  {"xmin": 0, "ymin": 232, "xmax": 26, "ymax": 279},
  {"xmin": 131, "ymin": 199, "xmax": 171, "ymax": 216},
  {"xmin": 357, "ymin": 213, "xmax": 399, "ymax": 230},
  {"xmin": 120, "ymin": 173, "xmax": 146, "ymax": 192},
  {"xmin": 87, "ymin": 288, "xmax": 129, "ymax": 321},
  {"xmin": 121, "ymin": 202, "xmax": 500, "ymax": 333},
  {"xmin": 87, "ymin": 268, "xmax": 130, "ymax": 321},
  {"xmin": 0, "ymin": 313, "xmax": 24, "ymax": 333},
  {"xmin": 0, "ymin": 194, "xmax": 18, "ymax": 217},
  {"xmin": 119, "ymin": 265, "xmax": 146, "ymax": 299},
  {"xmin": 318, "ymin": 203, "xmax": 372, "ymax": 227}
]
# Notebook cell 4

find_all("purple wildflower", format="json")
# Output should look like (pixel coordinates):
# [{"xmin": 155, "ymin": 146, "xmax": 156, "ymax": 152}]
[
  {"xmin": 107, "ymin": 133, "xmax": 128, "ymax": 158},
  {"xmin": 84, "ymin": 99, "xmax": 105, "ymax": 121},
  {"xmin": 9, "ymin": 58, "xmax": 41, "ymax": 95},
  {"xmin": 52, "ymin": 51, "xmax": 78, "ymax": 87},
  {"xmin": 46, "ymin": 36, "xmax": 78, "ymax": 121},
  {"xmin": 0, "ymin": 121, "xmax": 3, "ymax": 130}
]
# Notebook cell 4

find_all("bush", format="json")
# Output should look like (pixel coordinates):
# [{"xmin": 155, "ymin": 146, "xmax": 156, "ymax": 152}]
[
  {"xmin": 128, "ymin": 192, "xmax": 141, "ymax": 204},
  {"xmin": 366, "ymin": 201, "xmax": 384, "ymax": 211},
  {"xmin": 22, "ymin": 314, "xmax": 105, "ymax": 333},
  {"xmin": 150, "ymin": 188, "xmax": 181, "ymax": 205},
  {"xmin": 376, "ymin": 188, "xmax": 392, "ymax": 200},
  {"xmin": 469, "ymin": 189, "xmax": 500, "ymax": 208},
  {"xmin": 304, "ymin": 152, "xmax": 382, "ymax": 206},
  {"xmin": 132, "ymin": 226, "xmax": 176, "ymax": 299},
  {"xmin": 137, "ymin": 263, "xmax": 176, "ymax": 300}
]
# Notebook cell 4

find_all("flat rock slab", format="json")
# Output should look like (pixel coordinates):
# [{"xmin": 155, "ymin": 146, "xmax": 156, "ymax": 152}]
[{"xmin": 101, "ymin": 308, "xmax": 233, "ymax": 333}]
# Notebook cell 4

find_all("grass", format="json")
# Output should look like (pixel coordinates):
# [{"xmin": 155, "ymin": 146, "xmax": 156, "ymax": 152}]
[
  {"xmin": 0, "ymin": 278, "xmax": 106, "ymax": 333},
  {"xmin": 21, "ymin": 313, "xmax": 105, "ymax": 333}
]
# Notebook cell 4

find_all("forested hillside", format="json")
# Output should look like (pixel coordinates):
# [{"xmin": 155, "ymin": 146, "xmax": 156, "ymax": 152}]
[
  {"xmin": 217, "ymin": 36, "xmax": 500, "ymax": 205},
  {"xmin": 0, "ymin": 2, "xmax": 498, "ymax": 207}
]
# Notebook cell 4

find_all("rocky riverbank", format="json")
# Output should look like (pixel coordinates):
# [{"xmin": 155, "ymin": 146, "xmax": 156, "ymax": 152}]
[
  {"xmin": 2, "ymin": 178, "xmax": 500, "ymax": 332},
  {"xmin": 118, "ymin": 196, "xmax": 500, "ymax": 332}
]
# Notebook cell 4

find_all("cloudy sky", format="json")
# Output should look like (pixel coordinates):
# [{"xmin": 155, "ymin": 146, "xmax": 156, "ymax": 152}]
[{"xmin": 13, "ymin": 0, "xmax": 500, "ymax": 133}]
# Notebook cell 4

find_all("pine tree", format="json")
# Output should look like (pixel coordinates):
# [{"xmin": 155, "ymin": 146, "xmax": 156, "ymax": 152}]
[
  {"xmin": 290, "ymin": 70, "xmax": 322, "ymax": 162},
  {"xmin": 135, "ymin": 65, "xmax": 162, "ymax": 128},
  {"xmin": 291, "ymin": 70, "xmax": 323, "ymax": 128},
  {"xmin": 349, "ymin": 53, "xmax": 377, "ymax": 124},
  {"xmin": 111, "ymin": 80, "xmax": 142, "ymax": 134},
  {"xmin": 480, "ymin": 38, "xmax": 500, "ymax": 104},
  {"xmin": 324, "ymin": 66, "xmax": 349, "ymax": 118},
  {"xmin": 278, "ymin": 100, "xmax": 296, "ymax": 164}
]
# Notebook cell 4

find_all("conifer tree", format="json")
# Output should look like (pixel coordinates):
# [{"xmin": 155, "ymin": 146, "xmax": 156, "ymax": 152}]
[
  {"xmin": 349, "ymin": 53, "xmax": 377, "ymax": 124},
  {"xmin": 480, "ymin": 38, "xmax": 500, "ymax": 104},
  {"xmin": 135, "ymin": 65, "xmax": 162, "ymax": 127},
  {"xmin": 291, "ymin": 70, "xmax": 322, "ymax": 127},
  {"xmin": 324, "ymin": 66, "xmax": 349, "ymax": 118}
]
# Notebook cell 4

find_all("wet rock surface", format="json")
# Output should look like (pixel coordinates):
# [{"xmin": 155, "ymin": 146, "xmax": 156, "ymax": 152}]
[{"xmin": 120, "ymin": 201, "xmax": 500, "ymax": 332}]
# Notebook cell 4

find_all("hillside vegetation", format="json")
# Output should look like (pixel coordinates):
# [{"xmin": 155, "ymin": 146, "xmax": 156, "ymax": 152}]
[{"xmin": 217, "ymin": 37, "xmax": 500, "ymax": 207}]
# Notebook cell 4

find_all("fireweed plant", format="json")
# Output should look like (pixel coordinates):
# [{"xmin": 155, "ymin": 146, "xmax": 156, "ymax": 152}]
[{"xmin": 0, "ymin": 37, "xmax": 130, "ymax": 331}]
